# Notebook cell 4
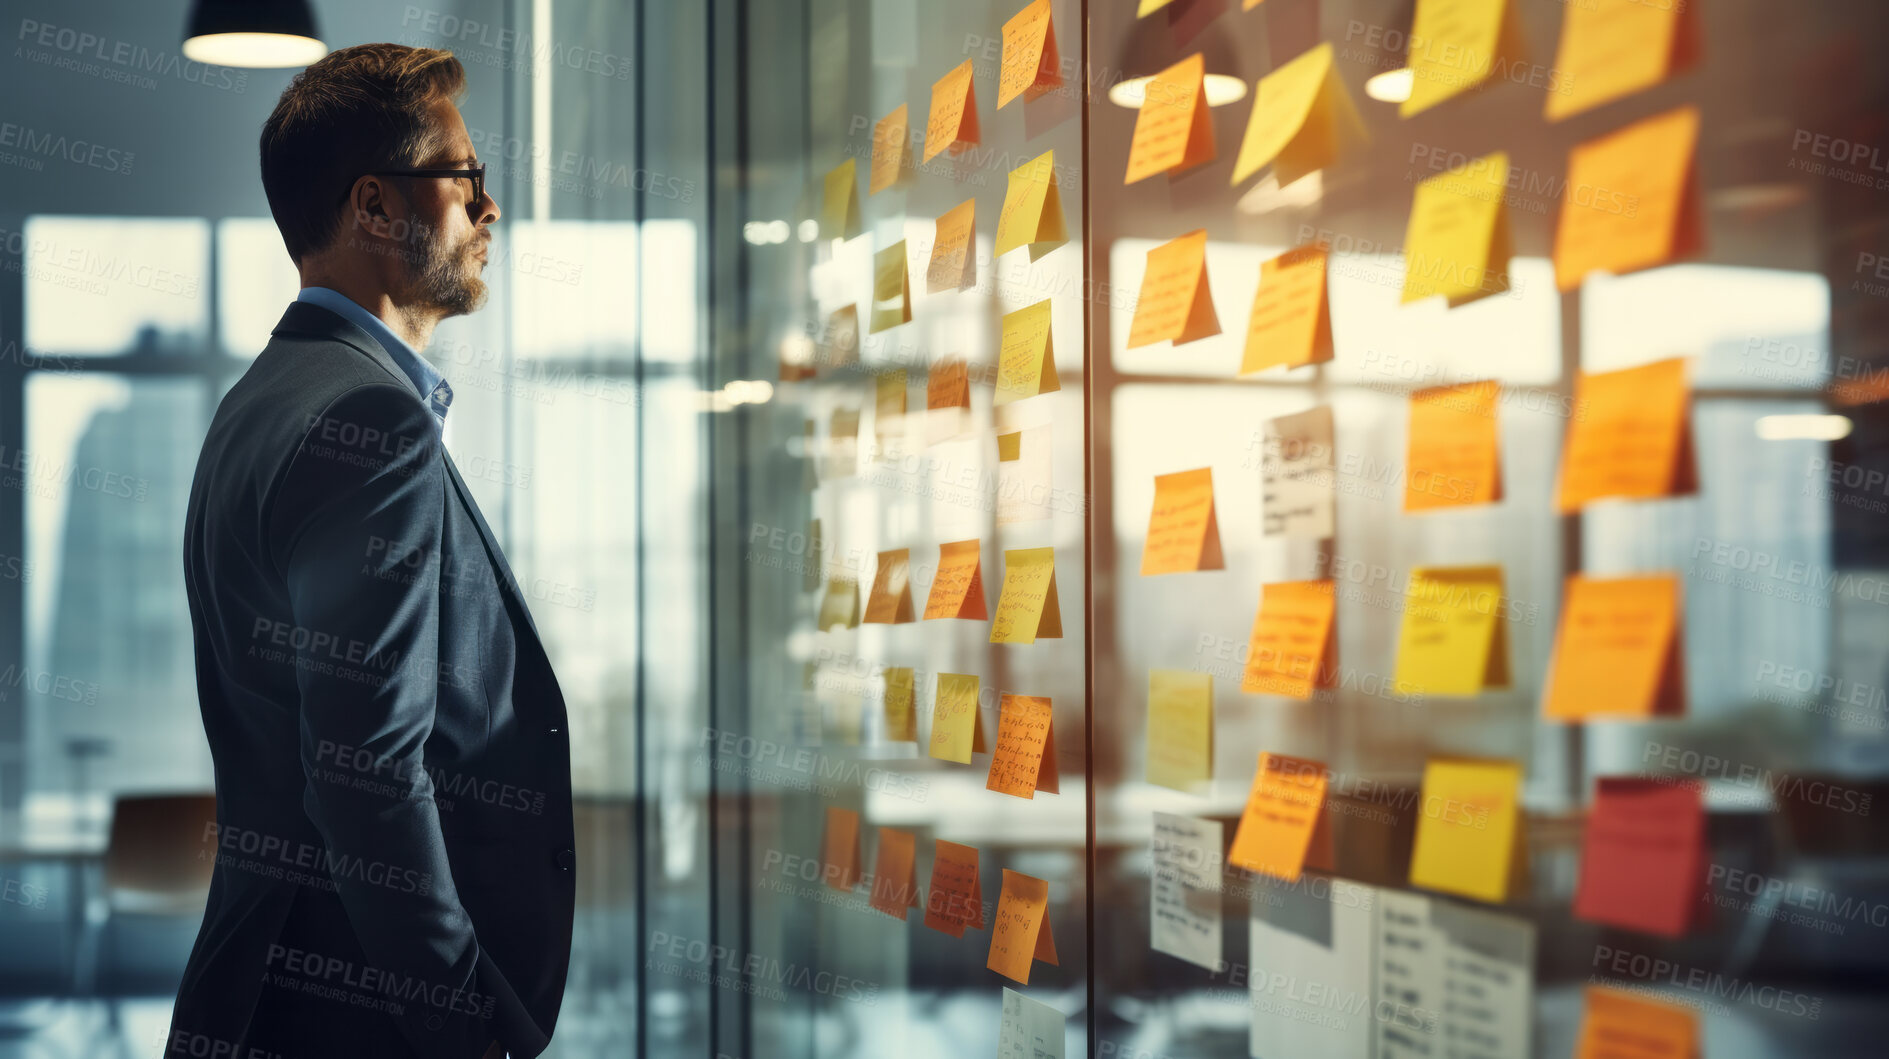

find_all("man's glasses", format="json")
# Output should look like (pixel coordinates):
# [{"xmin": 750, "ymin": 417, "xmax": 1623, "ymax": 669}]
[{"xmin": 338, "ymin": 161, "xmax": 487, "ymax": 208}]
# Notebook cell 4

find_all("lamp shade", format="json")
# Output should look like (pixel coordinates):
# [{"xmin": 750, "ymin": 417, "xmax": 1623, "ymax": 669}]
[{"xmin": 183, "ymin": 0, "xmax": 328, "ymax": 68}]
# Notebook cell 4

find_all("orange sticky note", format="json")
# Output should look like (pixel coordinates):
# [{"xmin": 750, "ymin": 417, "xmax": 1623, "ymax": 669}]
[
  {"xmin": 1408, "ymin": 758, "xmax": 1525, "ymax": 903},
  {"xmin": 1575, "ymin": 985, "xmax": 1698, "ymax": 1059},
  {"xmin": 988, "ymin": 869, "xmax": 1058, "ymax": 984},
  {"xmin": 925, "ymin": 839, "xmax": 985, "ymax": 936},
  {"xmin": 869, "ymin": 827, "xmax": 921, "ymax": 918},
  {"xmin": 986, "ymin": 694, "xmax": 1059, "ymax": 799},
  {"xmin": 925, "ymin": 539, "xmax": 989, "ymax": 620},
  {"xmin": 1557, "ymin": 357, "xmax": 1696, "ymax": 511},
  {"xmin": 1127, "ymin": 230, "xmax": 1220, "ymax": 348},
  {"xmin": 1228, "ymin": 752, "xmax": 1330, "ymax": 881},
  {"xmin": 822, "ymin": 806, "xmax": 862, "ymax": 891},
  {"xmin": 1141, "ymin": 467, "xmax": 1225, "ymax": 575},
  {"xmin": 1544, "ymin": 574, "xmax": 1685, "ymax": 720},
  {"xmin": 994, "ymin": 150, "xmax": 1067, "ymax": 260},
  {"xmin": 1241, "ymin": 245, "xmax": 1332, "ymax": 375},
  {"xmin": 991, "ymin": 547, "xmax": 1063, "ymax": 644},
  {"xmin": 1146, "ymin": 669, "xmax": 1213, "ymax": 792},
  {"xmin": 817, "ymin": 577, "xmax": 859, "ymax": 630},
  {"xmin": 871, "ymin": 240, "xmax": 911, "ymax": 333},
  {"xmin": 995, "ymin": 300, "xmax": 1060, "ymax": 406},
  {"xmin": 820, "ymin": 158, "xmax": 861, "ymax": 240},
  {"xmin": 1575, "ymin": 778, "xmax": 1705, "ymax": 938},
  {"xmin": 1405, "ymin": 380, "xmax": 1503, "ymax": 510},
  {"xmin": 883, "ymin": 666, "xmax": 917, "ymax": 742},
  {"xmin": 1241, "ymin": 580, "xmax": 1336, "ymax": 700},
  {"xmin": 1546, "ymin": 0, "xmax": 1699, "ymax": 122},
  {"xmin": 869, "ymin": 104, "xmax": 910, "ymax": 194},
  {"xmin": 1401, "ymin": 150, "xmax": 1513, "ymax": 307},
  {"xmin": 1125, "ymin": 53, "xmax": 1215, "ymax": 184},
  {"xmin": 863, "ymin": 548, "xmax": 915, "ymax": 624},
  {"xmin": 928, "ymin": 198, "xmax": 977, "ymax": 293},
  {"xmin": 929, "ymin": 673, "xmax": 989, "ymax": 764},
  {"xmin": 999, "ymin": 0, "xmax": 1062, "ymax": 108},
  {"xmin": 1231, "ymin": 43, "xmax": 1370, "ymax": 188},
  {"xmin": 1554, "ymin": 107, "xmax": 1702, "ymax": 292},
  {"xmin": 1401, "ymin": 0, "xmax": 1526, "ymax": 118},
  {"xmin": 1394, "ymin": 565, "xmax": 1511, "ymax": 697},
  {"xmin": 924, "ymin": 60, "xmax": 981, "ymax": 163}
]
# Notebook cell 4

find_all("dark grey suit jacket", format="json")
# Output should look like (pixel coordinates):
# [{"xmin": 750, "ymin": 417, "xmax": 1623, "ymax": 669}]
[{"xmin": 167, "ymin": 301, "xmax": 575, "ymax": 1058}]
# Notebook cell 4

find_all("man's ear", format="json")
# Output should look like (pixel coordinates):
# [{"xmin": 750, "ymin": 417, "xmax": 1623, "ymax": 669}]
[{"xmin": 348, "ymin": 176, "xmax": 400, "ymax": 241}]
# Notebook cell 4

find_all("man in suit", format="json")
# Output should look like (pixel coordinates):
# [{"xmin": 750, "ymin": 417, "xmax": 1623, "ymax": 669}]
[{"xmin": 167, "ymin": 43, "xmax": 573, "ymax": 1059}]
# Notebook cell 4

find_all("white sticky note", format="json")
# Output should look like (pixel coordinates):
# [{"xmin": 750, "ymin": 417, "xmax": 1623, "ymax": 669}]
[
  {"xmin": 1151, "ymin": 812, "xmax": 1223, "ymax": 970},
  {"xmin": 998, "ymin": 987, "xmax": 1065, "ymax": 1059},
  {"xmin": 1248, "ymin": 876, "xmax": 1376, "ymax": 1058}
]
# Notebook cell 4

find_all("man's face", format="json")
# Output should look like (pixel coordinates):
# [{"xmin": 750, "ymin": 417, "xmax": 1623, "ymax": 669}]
[{"xmin": 396, "ymin": 98, "xmax": 498, "ymax": 318}]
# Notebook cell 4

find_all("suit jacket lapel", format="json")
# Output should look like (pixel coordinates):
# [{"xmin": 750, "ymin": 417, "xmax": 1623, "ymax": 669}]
[{"xmin": 441, "ymin": 448, "xmax": 545, "ymax": 645}]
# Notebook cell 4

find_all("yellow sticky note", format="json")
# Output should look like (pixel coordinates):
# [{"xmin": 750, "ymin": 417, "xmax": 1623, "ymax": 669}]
[
  {"xmin": 874, "ymin": 370, "xmax": 907, "ymax": 440},
  {"xmin": 1401, "ymin": 0, "xmax": 1525, "ymax": 118},
  {"xmin": 1127, "ymin": 230, "xmax": 1220, "ymax": 348},
  {"xmin": 988, "ymin": 869, "xmax": 1057, "ymax": 984},
  {"xmin": 986, "ymin": 694, "xmax": 1058, "ymax": 799},
  {"xmin": 1546, "ymin": 0, "xmax": 1699, "ymax": 122},
  {"xmin": 1575, "ymin": 985, "xmax": 1699, "ymax": 1059},
  {"xmin": 1241, "ymin": 245, "xmax": 1332, "ymax": 375},
  {"xmin": 924, "ymin": 60, "xmax": 981, "ymax": 163},
  {"xmin": 863, "ymin": 548, "xmax": 915, "ymax": 624},
  {"xmin": 1228, "ymin": 752, "xmax": 1329, "ymax": 881},
  {"xmin": 1146, "ymin": 669, "xmax": 1213, "ymax": 792},
  {"xmin": 995, "ymin": 300, "xmax": 1060, "ymax": 406},
  {"xmin": 869, "ymin": 104, "xmax": 910, "ymax": 194},
  {"xmin": 1405, "ymin": 380, "xmax": 1503, "ymax": 510},
  {"xmin": 928, "ymin": 198, "xmax": 977, "ymax": 293},
  {"xmin": 883, "ymin": 666, "xmax": 917, "ymax": 742},
  {"xmin": 1557, "ymin": 357, "xmax": 1695, "ymax": 511},
  {"xmin": 1544, "ymin": 574, "xmax": 1685, "ymax": 720},
  {"xmin": 1401, "ymin": 150, "xmax": 1513, "ymax": 307},
  {"xmin": 871, "ymin": 240, "xmax": 911, "ymax": 333},
  {"xmin": 999, "ymin": 0, "xmax": 1062, "ymax": 108},
  {"xmin": 1242, "ymin": 580, "xmax": 1336, "ymax": 700},
  {"xmin": 817, "ymin": 577, "xmax": 859, "ymax": 630},
  {"xmin": 995, "ymin": 150, "xmax": 1068, "ymax": 260},
  {"xmin": 1408, "ymin": 758, "xmax": 1524, "ymax": 903},
  {"xmin": 925, "ymin": 538, "xmax": 988, "ymax": 620},
  {"xmin": 1394, "ymin": 565, "xmax": 1511, "ymax": 697},
  {"xmin": 1232, "ymin": 43, "xmax": 1370, "ymax": 188},
  {"xmin": 868, "ymin": 827, "xmax": 921, "ymax": 918},
  {"xmin": 1125, "ymin": 53, "xmax": 1216, "ymax": 184},
  {"xmin": 1141, "ymin": 467, "xmax": 1224, "ymax": 575},
  {"xmin": 1554, "ymin": 106, "xmax": 1702, "ymax": 292},
  {"xmin": 929, "ymin": 673, "xmax": 988, "ymax": 764},
  {"xmin": 822, "ymin": 806, "xmax": 862, "ymax": 891},
  {"xmin": 991, "ymin": 547, "xmax": 1062, "ymax": 645},
  {"xmin": 1136, "ymin": 0, "xmax": 1175, "ymax": 16},
  {"xmin": 821, "ymin": 158, "xmax": 861, "ymax": 240}
]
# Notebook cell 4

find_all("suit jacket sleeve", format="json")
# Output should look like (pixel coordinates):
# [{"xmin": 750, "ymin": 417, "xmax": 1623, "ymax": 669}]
[{"xmin": 273, "ymin": 383, "xmax": 541, "ymax": 1058}]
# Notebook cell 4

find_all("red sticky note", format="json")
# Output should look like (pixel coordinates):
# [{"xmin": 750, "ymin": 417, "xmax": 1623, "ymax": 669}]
[{"xmin": 1574, "ymin": 777, "xmax": 1705, "ymax": 938}]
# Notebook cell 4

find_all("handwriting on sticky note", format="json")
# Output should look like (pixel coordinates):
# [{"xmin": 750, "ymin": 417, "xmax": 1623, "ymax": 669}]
[
  {"xmin": 1125, "ymin": 53, "xmax": 1214, "ymax": 184},
  {"xmin": 1242, "ymin": 580, "xmax": 1336, "ymax": 699},
  {"xmin": 1142, "ymin": 467, "xmax": 1224, "ymax": 575},
  {"xmin": 995, "ymin": 150, "xmax": 1067, "ymax": 260},
  {"xmin": 1394, "ymin": 565, "xmax": 1510, "ymax": 697},
  {"xmin": 1557, "ymin": 357, "xmax": 1694, "ymax": 511},
  {"xmin": 998, "ymin": 0, "xmax": 1061, "ymax": 109},
  {"xmin": 1147, "ymin": 669, "xmax": 1213, "ymax": 792},
  {"xmin": 988, "ymin": 869, "xmax": 1056, "ymax": 984},
  {"xmin": 1544, "ymin": 574, "xmax": 1683, "ymax": 719},
  {"xmin": 926, "ymin": 839, "xmax": 984, "ymax": 936},
  {"xmin": 1262, "ymin": 405, "xmax": 1336, "ymax": 539},
  {"xmin": 996, "ymin": 300, "xmax": 1059, "ymax": 406},
  {"xmin": 1555, "ymin": 107, "xmax": 1701, "ymax": 291},
  {"xmin": 1229, "ymin": 752, "xmax": 1328, "ymax": 881},
  {"xmin": 1401, "ymin": 151, "xmax": 1512, "ymax": 307},
  {"xmin": 929, "ymin": 673, "xmax": 984, "ymax": 764},
  {"xmin": 1242, "ymin": 245, "xmax": 1332, "ymax": 375},
  {"xmin": 986, "ymin": 694, "xmax": 1057, "ymax": 799},
  {"xmin": 1151, "ymin": 812, "xmax": 1223, "ymax": 969},
  {"xmin": 1405, "ymin": 380, "xmax": 1502, "ymax": 510},
  {"xmin": 1546, "ymin": 0, "xmax": 1698, "ymax": 122},
  {"xmin": 863, "ymin": 548, "xmax": 914, "ymax": 624},
  {"xmin": 870, "ymin": 105, "xmax": 909, "ymax": 195},
  {"xmin": 928, "ymin": 198, "xmax": 977, "ymax": 293},
  {"xmin": 1128, "ymin": 230, "xmax": 1220, "ymax": 348},
  {"xmin": 925, "ymin": 60, "xmax": 981, "ymax": 162},
  {"xmin": 925, "ymin": 539, "xmax": 988, "ymax": 620},
  {"xmin": 991, "ymin": 547, "xmax": 1062, "ymax": 644},
  {"xmin": 1408, "ymin": 758, "xmax": 1523, "ymax": 903}
]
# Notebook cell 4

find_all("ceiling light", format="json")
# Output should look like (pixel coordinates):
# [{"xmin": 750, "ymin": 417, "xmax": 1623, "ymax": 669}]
[
  {"xmin": 1365, "ymin": 68, "xmax": 1414, "ymax": 104},
  {"xmin": 1109, "ymin": 73, "xmax": 1248, "ymax": 109},
  {"xmin": 1754, "ymin": 414, "xmax": 1852, "ymax": 441},
  {"xmin": 183, "ymin": 0, "xmax": 327, "ymax": 68}
]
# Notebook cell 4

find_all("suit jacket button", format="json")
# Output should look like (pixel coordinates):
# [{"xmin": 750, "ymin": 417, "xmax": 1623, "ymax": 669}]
[{"xmin": 556, "ymin": 848, "xmax": 576, "ymax": 870}]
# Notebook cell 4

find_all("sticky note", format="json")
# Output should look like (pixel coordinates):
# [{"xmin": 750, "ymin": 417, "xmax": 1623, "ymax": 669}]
[
  {"xmin": 1241, "ymin": 245, "xmax": 1332, "ymax": 376},
  {"xmin": 817, "ymin": 577, "xmax": 859, "ymax": 630},
  {"xmin": 1151, "ymin": 812, "xmax": 1223, "ymax": 969},
  {"xmin": 1405, "ymin": 380, "xmax": 1502, "ymax": 510},
  {"xmin": 1232, "ymin": 43, "xmax": 1370, "ymax": 188},
  {"xmin": 869, "ymin": 827, "xmax": 921, "ymax": 918},
  {"xmin": 1557, "ymin": 357, "xmax": 1696, "ymax": 511},
  {"xmin": 825, "ymin": 408, "xmax": 859, "ymax": 479},
  {"xmin": 1394, "ymin": 565, "xmax": 1511, "ymax": 697},
  {"xmin": 820, "ymin": 158, "xmax": 861, "ymax": 240},
  {"xmin": 926, "ymin": 839, "xmax": 985, "ymax": 936},
  {"xmin": 924, "ymin": 59, "xmax": 980, "ymax": 163},
  {"xmin": 986, "ymin": 694, "xmax": 1059, "ymax": 799},
  {"xmin": 1554, "ymin": 107, "xmax": 1702, "ymax": 292},
  {"xmin": 1128, "ymin": 230, "xmax": 1220, "ymax": 349},
  {"xmin": 818, "ymin": 304, "xmax": 859, "ymax": 369},
  {"xmin": 1136, "ymin": 0, "xmax": 1174, "ymax": 15},
  {"xmin": 874, "ymin": 370, "xmax": 907, "ymax": 441},
  {"xmin": 988, "ymin": 869, "xmax": 1057, "ymax": 984},
  {"xmin": 925, "ymin": 539, "xmax": 988, "ymax": 621},
  {"xmin": 1392, "ymin": 899, "xmax": 1537, "ymax": 1055},
  {"xmin": 1546, "ymin": 0, "xmax": 1699, "ymax": 122},
  {"xmin": 870, "ymin": 240, "xmax": 911, "ymax": 333},
  {"xmin": 1401, "ymin": 150, "xmax": 1512, "ymax": 307},
  {"xmin": 1261, "ymin": 405, "xmax": 1336, "ymax": 539},
  {"xmin": 1545, "ymin": 575, "xmax": 1685, "ymax": 719},
  {"xmin": 1229, "ymin": 752, "xmax": 1330, "ymax": 881},
  {"xmin": 999, "ymin": 0, "xmax": 1061, "ymax": 108},
  {"xmin": 863, "ymin": 548, "xmax": 915, "ymax": 624},
  {"xmin": 928, "ymin": 198, "xmax": 977, "ymax": 293},
  {"xmin": 869, "ymin": 104, "xmax": 910, "ymax": 194},
  {"xmin": 1241, "ymin": 580, "xmax": 1336, "ymax": 700},
  {"xmin": 1575, "ymin": 986, "xmax": 1698, "ymax": 1059},
  {"xmin": 1401, "ymin": 0, "xmax": 1525, "ymax": 118},
  {"xmin": 995, "ymin": 300, "xmax": 1059, "ymax": 406},
  {"xmin": 1141, "ymin": 467, "xmax": 1224, "ymax": 575},
  {"xmin": 991, "ymin": 547, "xmax": 1063, "ymax": 644},
  {"xmin": 883, "ymin": 666, "xmax": 917, "ymax": 742},
  {"xmin": 998, "ymin": 427, "xmax": 1053, "ymax": 524},
  {"xmin": 821, "ymin": 806, "xmax": 861, "ymax": 891},
  {"xmin": 995, "ymin": 150, "xmax": 1068, "ymax": 260},
  {"xmin": 1147, "ymin": 669, "xmax": 1213, "ymax": 792},
  {"xmin": 998, "ymin": 987, "xmax": 1065, "ymax": 1059},
  {"xmin": 1125, "ymin": 53, "xmax": 1215, "ymax": 184},
  {"xmin": 1249, "ymin": 876, "xmax": 1376, "ymax": 1058},
  {"xmin": 1408, "ymin": 758, "xmax": 1524, "ymax": 903},
  {"xmin": 1575, "ymin": 778, "xmax": 1704, "ymax": 938},
  {"xmin": 929, "ymin": 673, "xmax": 988, "ymax": 764}
]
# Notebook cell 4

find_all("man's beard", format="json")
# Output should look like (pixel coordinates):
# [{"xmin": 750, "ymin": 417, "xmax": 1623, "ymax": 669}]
[{"xmin": 405, "ymin": 218, "xmax": 487, "ymax": 317}]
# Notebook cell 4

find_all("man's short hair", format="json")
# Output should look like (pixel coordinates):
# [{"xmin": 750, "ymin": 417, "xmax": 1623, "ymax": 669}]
[{"xmin": 260, "ymin": 43, "xmax": 466, "ymax": 265}]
